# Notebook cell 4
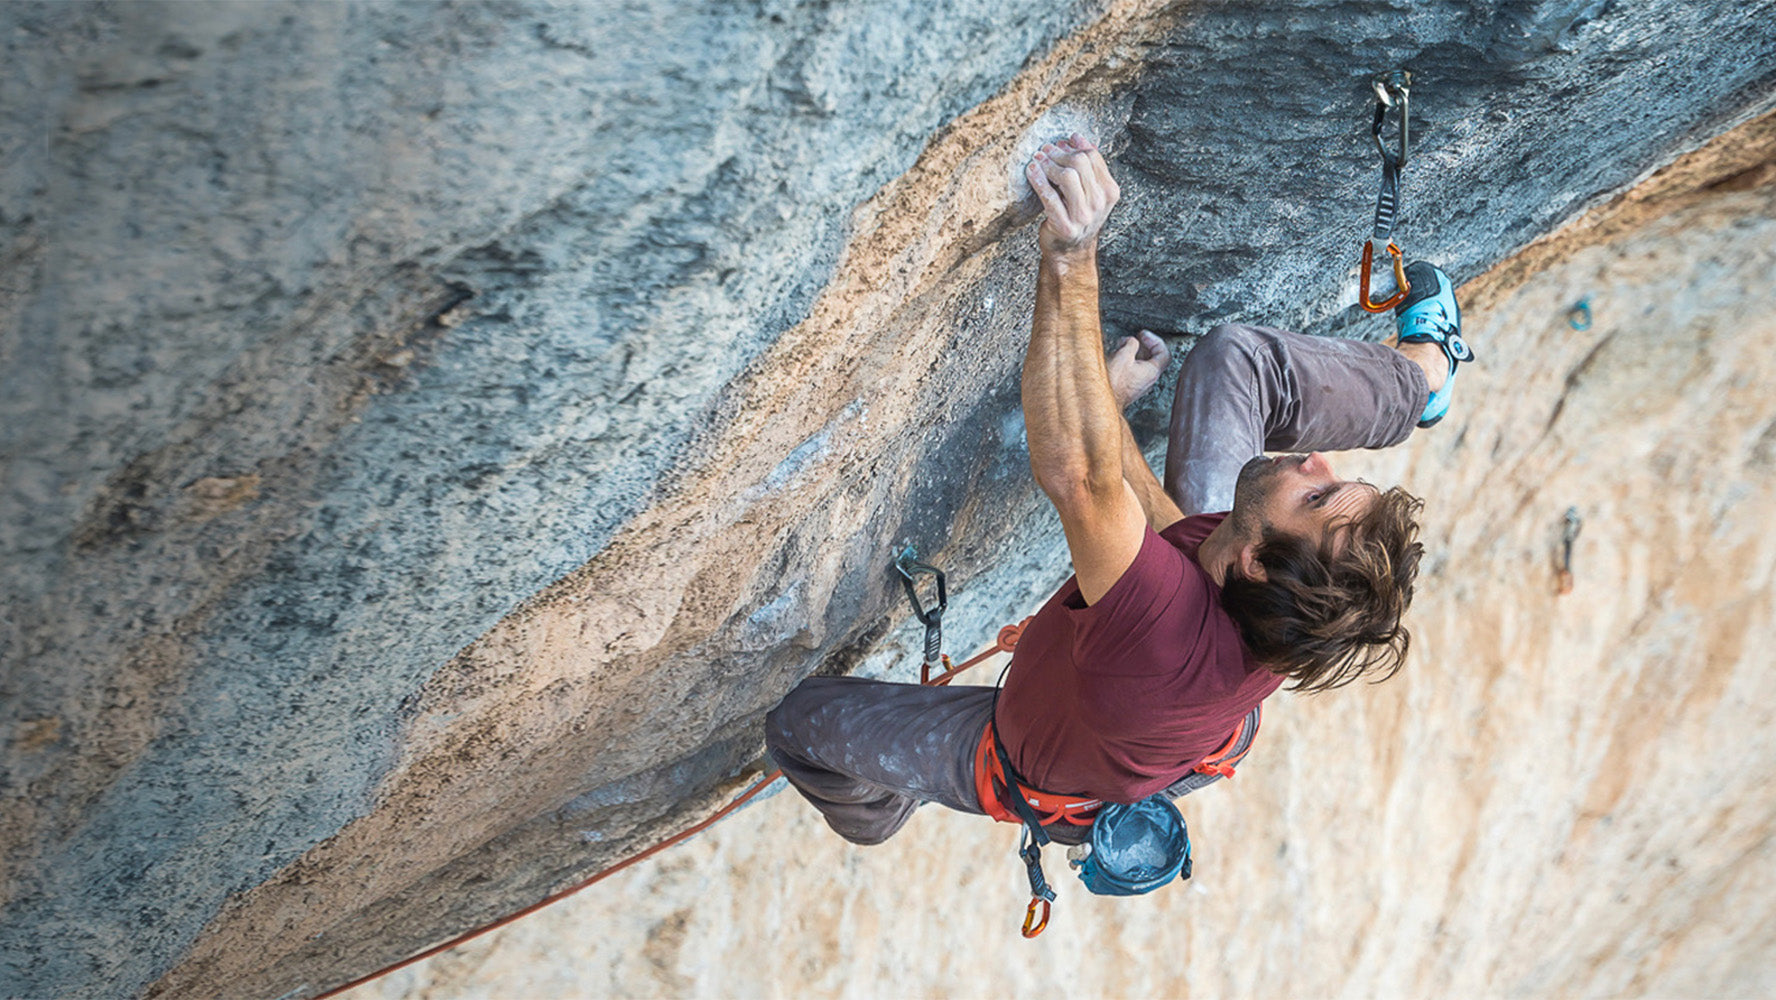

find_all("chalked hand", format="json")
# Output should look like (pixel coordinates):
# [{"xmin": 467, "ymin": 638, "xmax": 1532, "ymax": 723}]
[{"xmin": 1026, "ymin": 133, "xmax": 1120, "ymax": 258}]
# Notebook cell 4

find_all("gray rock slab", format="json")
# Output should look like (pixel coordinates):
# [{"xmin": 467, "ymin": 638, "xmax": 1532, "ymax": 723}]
[
  {"xmin": 1, "ymin": 0, "xmax": 1772, "ymax": 997},
  {"xmin": 1, "ymin": 0, "xmax": 1107, "ymax": 994}
]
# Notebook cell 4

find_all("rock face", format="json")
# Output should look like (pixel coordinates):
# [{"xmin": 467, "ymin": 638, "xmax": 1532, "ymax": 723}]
[
  {"xmin": 1, "ymin": 2, "xmax": 1773, "ymax": 998},
  {"xmin": 350, "ymin": 113, "xmax": 1776, "ymax": 1000}
]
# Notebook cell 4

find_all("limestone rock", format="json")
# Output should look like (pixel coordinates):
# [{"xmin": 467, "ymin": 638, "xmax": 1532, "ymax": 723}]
[
  {"xmin": 358, "ymin": 113, "xmax": 1776, "ymax": 1000},
  {"xmin": 1, "ymin": 2, "xmax": 1773, "ymax": 997}
]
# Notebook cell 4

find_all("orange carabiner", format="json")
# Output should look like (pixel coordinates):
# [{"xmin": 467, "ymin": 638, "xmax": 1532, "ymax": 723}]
[
  {"xmin": 1022, "ymin": 896, "xmax": 1051, "ymax": 938},
  {"xmin": 1359, "ymin": 239, "xmax": 1411, "ymax": 313}
]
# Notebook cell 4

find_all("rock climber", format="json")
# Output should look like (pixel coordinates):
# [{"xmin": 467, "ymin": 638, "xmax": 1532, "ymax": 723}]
[{"xmin": 765, "ymin": 133, "xmax": 1469, "ymax": 849}]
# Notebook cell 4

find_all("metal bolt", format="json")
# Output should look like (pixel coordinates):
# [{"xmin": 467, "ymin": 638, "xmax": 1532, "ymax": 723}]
[{"xmin": 1557, "ymin": 506, "xmax": 1583, "ymax": 595}]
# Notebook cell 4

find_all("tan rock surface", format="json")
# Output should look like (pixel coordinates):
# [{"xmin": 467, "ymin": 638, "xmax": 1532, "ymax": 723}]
[
  {"xmin": 348, "ymin": 128, "xmax": 1776, "ymax": 1000},
  {"xmin": 10, "ymin": 6, "xmax": 1776, "ymax": 997}
]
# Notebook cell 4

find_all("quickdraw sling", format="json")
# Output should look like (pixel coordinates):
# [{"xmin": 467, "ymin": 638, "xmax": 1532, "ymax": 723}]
[{"xmin": 1359, "ymin": 69, "xmax": 1413, "ymax": 312}]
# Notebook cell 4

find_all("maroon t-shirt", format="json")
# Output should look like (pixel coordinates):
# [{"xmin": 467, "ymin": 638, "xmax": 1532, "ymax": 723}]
[{"xmin": 994, "ymin": 512, "xmax": 1284, "ymax": 803}]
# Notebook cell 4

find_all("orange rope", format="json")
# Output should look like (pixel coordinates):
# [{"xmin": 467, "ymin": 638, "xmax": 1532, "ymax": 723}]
[
  {"xmin": 314, "ymin": 619, "xmax": 1028, "ymax": 998},
  {"xmin": 924, "ymin": 621, "xmax": 1027, "ymax": 686},
  {"xmin": 314, "ymin": 774, "xmax": 782, "ymax": 999}
]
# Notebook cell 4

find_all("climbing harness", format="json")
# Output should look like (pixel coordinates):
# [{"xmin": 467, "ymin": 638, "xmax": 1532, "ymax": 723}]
[
  {"xmin": 974, "ymin": 673, "xmax": 1258, "ymax": 936},
  {"xmin": 1359, "ymin": 69, "xmax": 1413, "ymax": 312},
  {"xmin": 894, "ymin": 549, "xmax": 1231, "ymax": 936},
  {"xmin": 974, "ymin": 723, "xmax": 1102, "ymax": 828},
  {"xmin": 979, "ymin": 698, "xmax": 1199, "ymax": 935},
  {"xmin": 975, "ymin": 706, "xmax": 1257, "ymax": 827},
  {"xmin": 1192, "ymin": 707, "xmax": 1260, "ymax": 779}
]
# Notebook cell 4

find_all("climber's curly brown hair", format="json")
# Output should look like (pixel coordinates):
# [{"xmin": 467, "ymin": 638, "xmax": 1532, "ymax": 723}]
[{"xmin": 1219, "ymin": 486, "xmax": 1425, "ymax": 693}]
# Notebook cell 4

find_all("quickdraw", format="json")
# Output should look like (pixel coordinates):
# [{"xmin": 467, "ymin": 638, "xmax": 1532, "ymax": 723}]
[
  {"xmin": 990, "ymin": 702, "xmax": 1063, "ymax": 938},
  {"xmin": 1359, "ymin": 69, "xmax": 1413, "ymax": 312},
  {"xmin": 894, "ymin": 547, "xmax": 948, "ymax": 684},
  {"xmin": 1019, "ymin": 827, "xmax": 1055, "ymax": 937}
]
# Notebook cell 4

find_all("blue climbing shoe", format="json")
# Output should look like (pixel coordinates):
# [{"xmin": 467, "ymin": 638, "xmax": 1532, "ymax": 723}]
[{"xmin": 1394, "ymin": 261, "xmax": 1473, "ymax": 428}]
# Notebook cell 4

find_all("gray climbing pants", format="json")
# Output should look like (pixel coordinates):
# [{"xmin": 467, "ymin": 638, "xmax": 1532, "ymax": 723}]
[
  {"xmin": 1164, "ymin": 323, "xmax": 1429, "ymax": 515},
  {"xmin": 765, "ymin": 324, "xmax": 1429, "ymax": 846}
]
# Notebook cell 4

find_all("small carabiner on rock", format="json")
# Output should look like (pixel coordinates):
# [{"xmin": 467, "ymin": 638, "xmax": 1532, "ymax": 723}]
[
  {"xmin": 1557, "ymin": 507, "xmax": 1583, "ymax": 595},
  {"xmin": 1359, "ymin": 239, "xmax": 1411, "ymax": 312},
  {"xmin": 1022, "ymin": 896, "xmax": 1051, "ymax": 938},
  {"xmin": 894, "ymin": 547, "xmax": 947, "ymax": 682},
  {"xmin": 1371, "ymin": 69, "xmax": 1411, "ymax": 170},
  {"xmin": 893, "ymin": 548, "xmax": 946, "ymax": 621}
]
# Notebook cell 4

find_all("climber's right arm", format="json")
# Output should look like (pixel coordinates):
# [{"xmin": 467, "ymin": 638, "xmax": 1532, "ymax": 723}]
[{"xmin": 1021, "ymin": 137, "xmax": 1148, "ymax": 606}]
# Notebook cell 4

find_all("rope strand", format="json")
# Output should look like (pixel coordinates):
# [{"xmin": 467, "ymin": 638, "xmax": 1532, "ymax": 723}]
[{"xmin": 314, "ymin": 622, "xmax": 1025, "ymax": 998}]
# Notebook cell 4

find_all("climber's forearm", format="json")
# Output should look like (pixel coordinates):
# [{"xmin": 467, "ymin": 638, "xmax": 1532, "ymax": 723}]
[
  {"xmin": 1019, "ymin": 134, "xmax": 1148, "ymax": 603},
  {"xmin": 1022, "ymin": 248, "xmax": 1126, "ymax": 504},
  {"xmin": 1118, "ymin": 414, "xmax": 1184, "ymax": 533}
]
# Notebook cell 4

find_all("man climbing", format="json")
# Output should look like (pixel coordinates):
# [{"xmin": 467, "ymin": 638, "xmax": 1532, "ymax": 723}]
[{"xmin": 765, "ymin": 133, "xmax": 1469, "ymax": 849}]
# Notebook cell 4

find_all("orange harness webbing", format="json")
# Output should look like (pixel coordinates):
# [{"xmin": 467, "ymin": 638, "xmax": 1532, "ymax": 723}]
[
  {"xmin": 1191, "ymin": 705, "xmax": 1260, "ymax": 779},
  {"xmin": 974, "ymin": 726, "xmax": 1103, "ymax": 826},
  {"xmin": 973, "ymin": 705, "xmax": 1261, "ymax": 826}
]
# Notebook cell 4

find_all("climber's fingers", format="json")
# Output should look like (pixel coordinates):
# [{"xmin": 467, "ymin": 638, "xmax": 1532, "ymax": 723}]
[
  {"xmin": 1032, "ymin": 166, "xmax": 1091, "ymax": 251},
  {"xmin": 1046, "ymin": 155, "xmax": 1093, "ymax": 217},
  {"xmin": 1069, "ymin": 133, "xmax": 1121, "ymax": 205},
  {"xmin": 1135, "ymin": 328, "xmax": 1170, "ymax": 368},
  {"xmin": 1038, "ymin": 141, "xmax": 1101, "ymax": 208},
  {"xmin": 1110, "ymin": 330, "xmax": 1169, "ymax": 374},
  {"xmin": 1111, "ymin": 334, "xmax": 1141, "ymax": 366},
  {"xmin": 1025, "ymin": 160, "xmax": 1074, "ymax": 235},
  {"xmin": 1055, "ymin": 140, "xmax": 1115, "ymax": 213},
  {"xmin": 1028, "ymin": 162, "xmax": 1091, "ymax": 249},
  {"xmin": 1028, "ymin": 136, "xmax": 1118, "ymax": 255}
]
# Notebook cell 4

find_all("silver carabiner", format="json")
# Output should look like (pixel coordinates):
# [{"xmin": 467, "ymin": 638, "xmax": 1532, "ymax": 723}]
[{"xmin": 1371, "ymin": 70, "xmax": 1412, "ymax": 169}]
